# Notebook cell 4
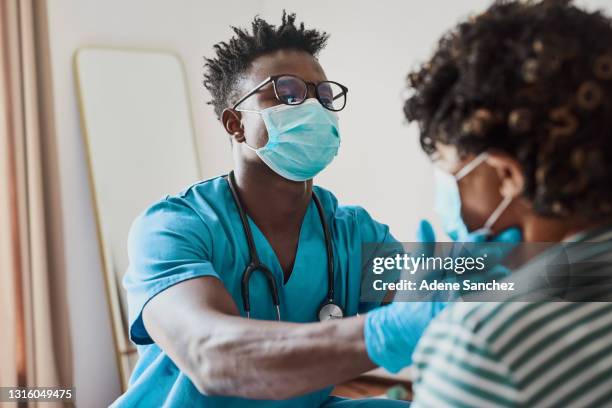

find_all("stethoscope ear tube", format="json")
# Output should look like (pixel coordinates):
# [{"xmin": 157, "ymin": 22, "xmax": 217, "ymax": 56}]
[
  {"xmin": 312, "ymin": 192, "xmax": 335, "ymax": 303},
  {"xmin": 227, "ymin": 172, "xmax": 260, "ymax": 263}
]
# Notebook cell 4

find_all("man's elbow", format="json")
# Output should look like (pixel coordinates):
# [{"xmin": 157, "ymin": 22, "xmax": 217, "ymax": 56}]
[
  {"xmin": 191, "ymin": 365, "xmax": 289, "ymax": 400},
  {"xmin": 185, "ymin": 337, "xmax": 269, "ymax": 399},
  {"xmin": 187, "ymin": 355, "xmax": 232, "ymax": 397},
  {"xmin": 186, "ymin": 334, "xmax": 308, "ymax": 400},
  {"xmin": 188, "ymin": 352, "xmax": 300, "ymax": 400},
  {"xmin": 186, "ymin": 336, "xmax": 230, "ymax": 396},
  {"xmin": 194, "ymin": 375, "xmax": 297, "ymax": 401},
  {"xmin": 189, "ymin": 372, "xmax": 226, "ymax": 398}
]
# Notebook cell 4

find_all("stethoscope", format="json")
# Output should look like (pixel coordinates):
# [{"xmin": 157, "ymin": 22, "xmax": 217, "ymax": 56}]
[{"xmin": 226, "ymin": 171, "xmax": 344, "ymax": 322}]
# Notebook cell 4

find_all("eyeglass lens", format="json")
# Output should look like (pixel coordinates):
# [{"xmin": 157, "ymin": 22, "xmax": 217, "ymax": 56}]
[{"xmin": 274, "ymin": 75, "xmax": 346, "ymax": 111}]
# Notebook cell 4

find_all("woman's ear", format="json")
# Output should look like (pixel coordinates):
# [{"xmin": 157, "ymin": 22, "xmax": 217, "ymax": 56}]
[
  {"xmin": 486, "ymin": 152, "xmax": 525, "ymax": 199},
  {"xmin": 221, "ymin": 108, "xmax": 245, "ymax": 143}
]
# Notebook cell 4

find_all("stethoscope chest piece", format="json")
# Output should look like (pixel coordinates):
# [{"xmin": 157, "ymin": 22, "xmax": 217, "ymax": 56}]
[{"xmin": 318, "ymin": 301, "xmax": 344, "ymax": 321}]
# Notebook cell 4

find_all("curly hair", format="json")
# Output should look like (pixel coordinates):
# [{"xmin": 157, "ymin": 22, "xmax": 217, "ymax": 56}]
[
  {"xmin": 404, "ymin": 0, "xmax": 612, "ymax": 220},
  {"xmin": 203, "ymin": 11, "xmax": 329, "ymax": 119}
]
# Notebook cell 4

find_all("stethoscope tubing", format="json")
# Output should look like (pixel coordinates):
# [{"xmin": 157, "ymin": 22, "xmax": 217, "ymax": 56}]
[{"xmin": 226, "ymin": 171, "xmax": 337, "ymax": 320}]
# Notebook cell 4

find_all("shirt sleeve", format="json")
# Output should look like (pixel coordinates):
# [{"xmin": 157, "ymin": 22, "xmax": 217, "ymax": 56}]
[
  {"xmin": 123, "ymin": 197, "xmax": 220, "ymax": 345},
  {"xmin": 351, "ymin": 205, "xmax": 396, "ymax": 245},
  {"xmin": 411, "ymin": 307, "xmax": 520, "ymax": 408}
]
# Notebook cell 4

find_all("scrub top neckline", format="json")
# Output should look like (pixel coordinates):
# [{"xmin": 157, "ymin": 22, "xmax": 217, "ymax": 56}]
[{"xmin": 245, "ymin": 199, "xmax": 316, "ymax": 287}]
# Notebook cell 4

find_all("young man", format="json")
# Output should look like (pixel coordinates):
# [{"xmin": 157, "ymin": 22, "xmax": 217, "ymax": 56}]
[
  {"xmin": 382, "ymin": 1, "xmax": 612, "ymax": 406},
  {"xmin": 111, "ymin": 13, "xmax": 408, "ymax": 407}
]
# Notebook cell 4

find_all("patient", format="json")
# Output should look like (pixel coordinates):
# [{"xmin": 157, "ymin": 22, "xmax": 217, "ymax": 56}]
[{"xmin": 399, "ymin": 0, "xmax": 612, "ymax": 406}]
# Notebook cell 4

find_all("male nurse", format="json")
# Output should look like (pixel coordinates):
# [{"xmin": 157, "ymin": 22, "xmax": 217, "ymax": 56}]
[{"xmin": 111, "ymin": 12, "xmax": 409, "ymax": 408}]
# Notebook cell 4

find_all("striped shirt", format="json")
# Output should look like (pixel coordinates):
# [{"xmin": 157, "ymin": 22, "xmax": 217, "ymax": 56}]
[{"xmin": 411, "ymin": 229, "xmax": 612, "ymax": 408}]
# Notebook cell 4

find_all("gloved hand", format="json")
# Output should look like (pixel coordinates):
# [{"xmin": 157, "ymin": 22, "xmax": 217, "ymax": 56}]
[
  {"xmin": 465, "ymin": 224, "xmax": 522, "ymax": 243},
  {"xmin": 416, "ymin": 219, "xmax": 436, "ymax": 243},
  {"xmin": 364, "ymin": 220, "xmax": 446, "ymax": 373},
  {"xmin": 364, "ymin": 301, "xmax": 446, "ymax": 373},
  {"xmin": 420, "ymin": 219, "xmax": 521, "ymax": 272},
  {"xmin": 419, "ymin": 219, "xmax": 522, "ymax": 244},
  {"xmin": 364, "ymin": 220, "xmax": 523, "ymax": 374},
  {"xmin": 419, "ymin": 219, "xmax": 523, "ymax": 298}
]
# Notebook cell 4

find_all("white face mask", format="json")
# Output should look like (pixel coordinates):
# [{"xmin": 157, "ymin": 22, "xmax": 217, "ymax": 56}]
[{"xmin": 434, "ymin": 152, "xmax": 515, "ymax": 241}]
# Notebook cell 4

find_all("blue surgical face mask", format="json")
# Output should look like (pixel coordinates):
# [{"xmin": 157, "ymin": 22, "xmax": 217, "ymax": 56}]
[
  {"xmin": 237, "ymin": 99, "xmax": 340, "ymax": 181},
  {"xmin": 434, "ymin": 152, "xmax": 515, "ymax": 242}
]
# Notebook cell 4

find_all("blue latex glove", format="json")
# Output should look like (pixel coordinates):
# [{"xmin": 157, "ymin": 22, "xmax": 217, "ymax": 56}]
[
  {"xmin": 418, "ymin": 217, "xmax": 522, "ymax": 244},
  {"xmin": 465, "ymin": 223, "xmax": 522, "ymax": 243},
  {"xmin": 422, "ymin": 219, "xmax": 522, "ymax": 274},
  {"xmin": 364, "ymin": 301, "xmax": 447, "ymax": 373},
  {"xmin": 364, "ymin": 220, "xmax": 522, "ymax": 373},
  {"xmin": 416, "ymin": 219, "xmax": 436, "ymax": 243},
  {"xmin": 364, "ymin": 220, "xmax": 446, "ymax": 373}
]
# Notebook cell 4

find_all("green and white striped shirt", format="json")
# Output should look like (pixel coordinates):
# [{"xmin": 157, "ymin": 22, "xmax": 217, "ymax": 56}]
[
  {"xmin": 412, "ymin": 301, "xmax": 612, "ymax": 407},
  {"xmin": 412, "ymin": 229, "xmax": 612, "ymax": 408}
]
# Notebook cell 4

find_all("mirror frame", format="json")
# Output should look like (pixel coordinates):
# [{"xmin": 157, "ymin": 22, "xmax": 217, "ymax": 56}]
[{"xmin": 73, "ymin": 45, "xmax": 202, "ymax": 390}]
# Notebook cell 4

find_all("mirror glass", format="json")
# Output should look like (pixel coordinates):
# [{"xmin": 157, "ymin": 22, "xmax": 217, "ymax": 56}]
[{"xmin": 75, "ymin": 47, "xmax": 201, "ymax": 388}]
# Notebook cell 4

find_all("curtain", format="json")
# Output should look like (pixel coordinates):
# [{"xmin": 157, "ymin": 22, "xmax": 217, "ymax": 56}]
[{"xmin": 0, "ymin": 0, "xmax": 73, "ymax": 406}]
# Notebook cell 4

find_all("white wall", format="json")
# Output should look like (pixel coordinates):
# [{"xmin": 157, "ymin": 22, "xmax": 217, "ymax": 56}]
[{"xmin": 45, "ymin": 0, "xmax": 612, "ymax": 406}]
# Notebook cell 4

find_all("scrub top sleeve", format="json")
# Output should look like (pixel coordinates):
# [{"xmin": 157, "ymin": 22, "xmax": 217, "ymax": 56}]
[
  {"xmin": 123, "ymin": 198, "xmax": 220, "ymax": 345},
  {"xmin": 351, "ymin": 206, "xmax": 397, "ymax": 244},
  {"xmin": 349, "ymin": 206, "xmax": 403, "ymax": 313}
]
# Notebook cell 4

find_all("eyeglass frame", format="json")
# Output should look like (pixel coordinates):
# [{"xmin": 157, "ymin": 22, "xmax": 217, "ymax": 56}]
[{"xmin": 231, "ymin": 74, "xmax": 349, "ymax": 112}]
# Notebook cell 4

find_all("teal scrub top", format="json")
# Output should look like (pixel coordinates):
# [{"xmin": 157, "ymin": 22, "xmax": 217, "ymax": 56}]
[{"xmin": 111, "ymin": 175, "xmax": 401, "ymax": 408}]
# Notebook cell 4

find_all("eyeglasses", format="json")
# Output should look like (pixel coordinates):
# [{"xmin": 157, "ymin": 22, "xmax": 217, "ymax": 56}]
[{"xmin": 232, "ymin": 74, "xmax": 348, "ymax": 112}]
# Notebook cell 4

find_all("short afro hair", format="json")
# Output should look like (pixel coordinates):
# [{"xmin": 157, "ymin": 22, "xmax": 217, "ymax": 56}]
[
  {"xmin": 404, "ymin": 0, "xmax": 612, "ymax": 221},
  {"xmin": 203, "ymin": 11, "xmax": 329, "ymax": 118}
]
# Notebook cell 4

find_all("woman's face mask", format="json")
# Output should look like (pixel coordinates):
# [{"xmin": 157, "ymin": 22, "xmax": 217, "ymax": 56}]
[
  {"xmin": 434, "ymin": 152, "xmax": 515, "ymax": 242},
  {"xmin": 237, "ymin": 98, "xmax": 340, "ymax": 181}
]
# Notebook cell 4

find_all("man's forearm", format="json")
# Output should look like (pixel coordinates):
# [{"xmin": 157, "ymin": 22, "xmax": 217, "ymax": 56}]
[{"xmin": 187, "ymin": 313, "xmax": 374, "ymax": 400}]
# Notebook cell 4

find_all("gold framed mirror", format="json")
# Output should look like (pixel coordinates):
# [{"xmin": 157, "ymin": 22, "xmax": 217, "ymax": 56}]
[{"xmin": 74, "ymin": 46, "xmax": 202, "ymax": 389}]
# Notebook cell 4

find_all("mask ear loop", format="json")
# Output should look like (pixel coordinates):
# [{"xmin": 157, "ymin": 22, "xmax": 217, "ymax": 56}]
[
  {"xmin": 234, "ymin": 109, "xmax": 262, "ymax": 151},
  {"xmin": 242, "ymin": 142, "xmax": 259, "ymax": 152},
  {"xmin": 455, "ymin": 152, "xmax": 513, "ymax": 235},
  {"xmin": 456, "ymin": 152, "xmax": 490, "ymax": 180},
  {"xmin": 483, "ymin": 195, "xmax": 513, "ymax": 231}
]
